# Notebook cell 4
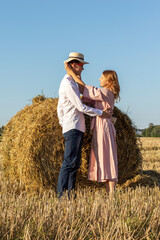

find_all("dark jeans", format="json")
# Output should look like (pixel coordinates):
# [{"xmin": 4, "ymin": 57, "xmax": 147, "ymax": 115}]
[{"xmin": 57, "ymin": 129, "xmax": 84, "ymax": 198}]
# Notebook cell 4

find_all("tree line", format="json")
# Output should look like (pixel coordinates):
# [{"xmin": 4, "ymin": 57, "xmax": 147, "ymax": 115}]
[{"xmin": 142, "ymin": 123, "xmax": 160, "ymax": 137}]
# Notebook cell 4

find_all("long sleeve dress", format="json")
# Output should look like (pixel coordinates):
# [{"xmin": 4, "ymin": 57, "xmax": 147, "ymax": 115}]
[{"xmin": 83, "ymin": 85, "xmax": 118, "ymax": 182}]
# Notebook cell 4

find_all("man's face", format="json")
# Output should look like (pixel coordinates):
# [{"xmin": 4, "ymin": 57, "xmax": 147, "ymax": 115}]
[{"xmin": 70, "ymin": 62, "xmax": 84, "ymax": 76}]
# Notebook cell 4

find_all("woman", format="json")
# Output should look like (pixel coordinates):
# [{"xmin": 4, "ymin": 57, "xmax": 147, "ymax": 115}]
[{"xmin": 64, "ymin": 62, "xmax": 120, "ymax": 194}]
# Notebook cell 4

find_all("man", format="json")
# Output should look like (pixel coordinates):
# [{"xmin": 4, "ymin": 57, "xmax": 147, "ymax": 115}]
[{"xmin": 57, "ymin": 52, "xmax": 111, "ymax": 198}]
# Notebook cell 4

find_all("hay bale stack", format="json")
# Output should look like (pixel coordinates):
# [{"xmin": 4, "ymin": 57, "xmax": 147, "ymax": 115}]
[{"xmin": 1, "ymin": 96, "xmax": 142, "ymax": 191}]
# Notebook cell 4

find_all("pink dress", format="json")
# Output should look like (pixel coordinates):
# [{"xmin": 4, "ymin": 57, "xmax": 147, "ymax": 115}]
[{"xmin": 83, "ymin": 85, "xmax": 118, "ymax": 182}]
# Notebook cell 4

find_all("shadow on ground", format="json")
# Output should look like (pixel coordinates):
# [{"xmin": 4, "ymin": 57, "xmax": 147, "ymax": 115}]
[
  {"xmin": 77, "ymin": 169, "xmax": 160, "ymax": 190},
  {"xmin": 120, "ymin": 169, "xmax": 160, "ymax": 189}
]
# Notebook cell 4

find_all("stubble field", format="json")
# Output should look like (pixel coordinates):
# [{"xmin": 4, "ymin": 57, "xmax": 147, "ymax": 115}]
[{"xmin": 0, "ymin": 137, "xmax": 160, "ymax": 240}]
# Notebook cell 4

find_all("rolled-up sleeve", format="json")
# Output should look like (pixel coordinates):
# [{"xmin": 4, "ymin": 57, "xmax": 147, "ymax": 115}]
[{"xmin": 83, "ymin": 85, "xmax": 107, "ymax": 102}]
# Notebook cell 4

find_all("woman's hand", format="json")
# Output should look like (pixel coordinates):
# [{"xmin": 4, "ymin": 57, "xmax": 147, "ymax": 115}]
[
  {"xmin": 64, "ymin": 61, "xmax": 85, "ymax": 93},
  {"xmin": 64, "ymin": 61, "xmax": 73, "ymax": 74}
]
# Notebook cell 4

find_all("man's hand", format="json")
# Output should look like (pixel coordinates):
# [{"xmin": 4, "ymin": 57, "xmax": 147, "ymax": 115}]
[
  {"xmin": 101, "ymin": 107, "xmax": 112, "ymax": 118},
  {"xmin": 101, "ymin": 111, "xmax": 112, "ymax": 118}
]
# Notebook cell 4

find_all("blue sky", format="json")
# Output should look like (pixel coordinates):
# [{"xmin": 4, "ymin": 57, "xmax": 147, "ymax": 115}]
[{"xmin": 0, "ymin": 0, "xmax": 160, "ymax": 129}]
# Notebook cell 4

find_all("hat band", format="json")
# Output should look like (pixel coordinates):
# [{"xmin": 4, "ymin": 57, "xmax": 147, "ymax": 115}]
[{"xmin": 69, "ymin": 56, "xmax": 84, "ymax": 60}]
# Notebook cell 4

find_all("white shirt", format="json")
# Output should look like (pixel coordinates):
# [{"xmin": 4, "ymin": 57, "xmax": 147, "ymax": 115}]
[{"xmin": 57, "ymin": 74, "xmax": 103, "ymax": 134}]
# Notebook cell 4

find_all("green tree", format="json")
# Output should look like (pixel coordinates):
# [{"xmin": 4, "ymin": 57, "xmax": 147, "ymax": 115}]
[
  {"xmin": 149, "ymin": 123, "xmax": 154, "ymax": 128},
  {"xmin": 142, "ymin": 124, "xmax": 160, "ymax": 137}
]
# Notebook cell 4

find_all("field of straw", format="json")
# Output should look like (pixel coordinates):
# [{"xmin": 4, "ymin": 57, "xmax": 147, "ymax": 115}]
[{"xmin": 0, "ymin": 137, "xmax": 160, "ymax": 240}]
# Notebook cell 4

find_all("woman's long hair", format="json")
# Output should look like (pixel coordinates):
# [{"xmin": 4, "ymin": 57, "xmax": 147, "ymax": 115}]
[{"xmin": 103, "ymin": 70, "xmax": 120, "ymax": 102}]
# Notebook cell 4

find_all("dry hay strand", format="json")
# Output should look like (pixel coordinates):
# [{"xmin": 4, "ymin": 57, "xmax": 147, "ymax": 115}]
[
  {"xmin": 120, "ymin": 170, "xmax": 160, "ymax": 189},
  {"xmin": 1, "ymin": 96, "xmax": 142, "ymax": 191}
]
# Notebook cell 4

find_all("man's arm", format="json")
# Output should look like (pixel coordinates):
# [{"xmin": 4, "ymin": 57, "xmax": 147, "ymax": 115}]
[{"xmin": 65, "ymin": 79, "xmax": 111, "ymax": 118}]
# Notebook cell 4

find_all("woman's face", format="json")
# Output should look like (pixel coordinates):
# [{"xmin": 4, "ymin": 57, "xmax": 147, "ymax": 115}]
[{"xmin": 99, "ymin": 74, "xmax": 108, "ymax": 88}]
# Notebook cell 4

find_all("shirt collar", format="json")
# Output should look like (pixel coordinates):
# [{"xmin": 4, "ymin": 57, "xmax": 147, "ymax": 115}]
[{"xmin": 66, "ymin": 74, "xmax": 75, "ymax": 83}]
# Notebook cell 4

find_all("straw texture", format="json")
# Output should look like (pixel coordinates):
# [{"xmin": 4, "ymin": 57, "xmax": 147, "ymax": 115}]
[{"xmin": 1, "ymin": 96, "xmax": 142, "ymax": 191}]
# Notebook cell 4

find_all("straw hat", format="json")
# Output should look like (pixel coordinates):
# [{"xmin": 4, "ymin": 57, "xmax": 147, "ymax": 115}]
[{"xmin": 65, "ymin": 52, "xmax": 89, "ymax": 64}]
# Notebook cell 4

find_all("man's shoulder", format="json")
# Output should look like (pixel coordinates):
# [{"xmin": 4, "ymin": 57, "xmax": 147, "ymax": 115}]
[
  {"xmin": 60, "ymin": 74, "xmax": 77, "ymax": 88},
  {"xmin": 59, "ymin": 75, "xmax": 69, "ymax": 89},
  {"xmin": 61, "ymin": 74, "xmax": 73, "ymax": 84},
  {"xmin": 59, "ymin": 75, "xmax": 77, "ymax": 94}
]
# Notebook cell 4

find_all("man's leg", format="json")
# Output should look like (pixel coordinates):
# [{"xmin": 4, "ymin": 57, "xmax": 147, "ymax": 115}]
[
  {"xmin": 68, "ymin": 131, "xmax": 84, "ymax": 192},
  {"xmin": 57, "ymin": 161, "xmax": 69, "ymax": 198},
  {"xmin": 57, "ymin": 129, "xmax": 84, "ymax": 198}
]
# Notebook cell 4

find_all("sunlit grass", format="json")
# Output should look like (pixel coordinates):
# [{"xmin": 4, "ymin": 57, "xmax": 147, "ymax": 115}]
[
  {"xmin": 140, "ymin": 137, "xmax": 160, "ymax": 172},
  {"xmin": 0, "ymin": 138, "xmax": 160, "ymax": 239},
  {"xmin": 0, "ymin": 186, "xmax": 160, "ymax": 240}
]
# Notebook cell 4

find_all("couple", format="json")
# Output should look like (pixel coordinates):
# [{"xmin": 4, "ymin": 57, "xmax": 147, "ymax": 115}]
[{"xmin": 57, "ymin": 52, "xmax": 120, "ymax": 198}]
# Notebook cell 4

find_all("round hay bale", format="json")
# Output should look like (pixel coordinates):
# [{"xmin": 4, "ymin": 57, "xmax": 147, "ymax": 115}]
[
  {"xmin": 1, "ymin": 97, "xmax": 142, "ymax": 191},
  {"xmin": 113, "ymin": 107, "xmax": 142, "ymax": 184}
]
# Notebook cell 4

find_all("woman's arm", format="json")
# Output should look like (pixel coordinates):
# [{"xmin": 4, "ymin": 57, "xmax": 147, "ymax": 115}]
[{"xmin": 64, "ymin": 62, "xmax": 85, "ymax": 93}]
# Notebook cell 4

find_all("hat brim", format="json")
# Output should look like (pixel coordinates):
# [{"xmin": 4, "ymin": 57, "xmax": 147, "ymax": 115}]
[{"xmin": 64, "ymin": 58, "xmax": 89, "ymax": 65}]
